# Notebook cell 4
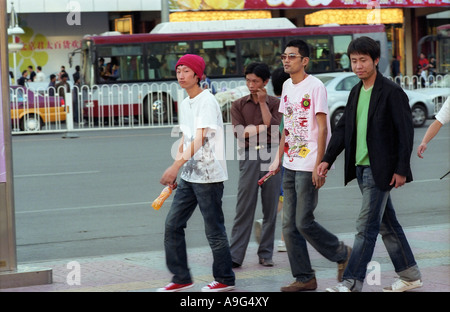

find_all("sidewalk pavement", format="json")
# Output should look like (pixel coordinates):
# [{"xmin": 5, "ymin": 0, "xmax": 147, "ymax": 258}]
[{"xmin": 1, "ymin": 223, "xmax": 448, "ymax": 293}]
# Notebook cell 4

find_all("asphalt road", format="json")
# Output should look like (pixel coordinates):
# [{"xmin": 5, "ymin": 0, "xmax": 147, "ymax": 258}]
[{"xmin": 11, "ymin": 120, "xmax": 450, "ymax": 263}]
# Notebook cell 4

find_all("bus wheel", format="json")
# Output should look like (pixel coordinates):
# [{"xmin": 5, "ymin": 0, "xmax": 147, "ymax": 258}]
[
  {"xmin": 144, "ymin": 93, "xmax": 170, "ymax": 124},
  {"xmin": 20, "ymin": 114, "xmax": 43, "ymax": 132}
]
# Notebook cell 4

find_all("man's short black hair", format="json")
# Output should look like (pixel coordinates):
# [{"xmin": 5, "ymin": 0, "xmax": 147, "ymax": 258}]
[
  {"xmin": 245, "ymin": 62, "xmax": 271, "ymax": 81},
  {"xmin": 285, "ymin": 39, "xmax": 310, "ymax": 58},
  {"xmin": 347, "ymin": 36, "xmax": 380, "ymax": 62}
]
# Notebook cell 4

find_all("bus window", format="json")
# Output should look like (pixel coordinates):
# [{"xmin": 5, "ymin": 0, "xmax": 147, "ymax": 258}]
[
  {"xmin": 287, "ymin": 36, "xmax": 332, "ymax": 72},
  {"xmin": 193, "ymin": 40, "xmax": 237, "ymax": 77},
  {"xmin": 300, "ymin": 37, "xmax": 332, "ymax": 73},
  {"xmin": 96, "ymin": 45, "xmax": 144, "ymax": 83},
  {"xmin": 333, "ymin": 35, "xmax": 352, "ymax": 72},
  {"xmin": 147, "ymin": 42, "xmax": 189, "ymax": 79},
  {"xmin": 240, "ymin": 38, "xmax": 283, "ymax": 72}
]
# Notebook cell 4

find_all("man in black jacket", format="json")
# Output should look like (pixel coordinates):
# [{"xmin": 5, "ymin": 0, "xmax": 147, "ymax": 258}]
[{"xmin": 317, "ymin": 36, "xmax": 422, "ymax": 292}]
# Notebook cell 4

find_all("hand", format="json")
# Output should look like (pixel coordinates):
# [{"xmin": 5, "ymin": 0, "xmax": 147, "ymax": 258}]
[
  {"xmin": 390, "ymin": 173, "xmax": 406, "ymax": 188},
  {"xmin": 269, "ymin": 158, "xmax": 279, "ymax": 173},
  {"xmin": 317, "ymin": 162, "xmax": 329, "ymax": 178},
  {"xmin": 257, "ymin": 87, "xmax": 267, "ymax": 104},
  {"xmin": 160, "ymin": 164, "xmax": 179, "ymax": 186},
  {"xmin": 312, "ymin": 170, "xmax": 325, "ymax": 189},
  {"xmin": 417, "ymin": 143, "xmax": 427, "ymax": 158}
]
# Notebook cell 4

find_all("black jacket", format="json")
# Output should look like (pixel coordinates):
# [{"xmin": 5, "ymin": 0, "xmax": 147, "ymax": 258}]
[{"xmin": 322, "ymin": 71, "xmax": 414, "ymax": 191}]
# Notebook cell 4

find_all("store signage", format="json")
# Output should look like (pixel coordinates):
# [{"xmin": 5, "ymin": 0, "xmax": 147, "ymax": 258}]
[{"xmin": 169, "ymin": 0, "xmax": 448, "ymax": 10}]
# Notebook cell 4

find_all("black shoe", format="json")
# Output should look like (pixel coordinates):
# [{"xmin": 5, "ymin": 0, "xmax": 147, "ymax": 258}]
[{"xmin": 232, "ymin": 261, "xmax": 241, "ymax": 268}]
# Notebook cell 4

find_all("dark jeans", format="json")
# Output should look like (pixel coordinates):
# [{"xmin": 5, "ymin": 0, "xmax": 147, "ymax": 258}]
[
  {"xmin": 343, "ymin": 166, "xmax": 420, "ymax": 290},
  {"xmin": 282, "ymin": 168, "xmax": 347, "ymax": 282},
  {"xmin": 164, "ymin": 179, "xmax": 235, "ymax": 286}
]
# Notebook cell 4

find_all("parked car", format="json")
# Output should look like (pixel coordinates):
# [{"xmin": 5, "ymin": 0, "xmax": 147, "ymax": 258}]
[
  {"xmin": 314, "ymin": 72, "xmax": 360, "ymax": 129},
  {"xmin": 10, "ymin": 86, "xmax": 66, "ymax": 132},
  {"xmin": 315, "ymin": 72, "xmax": 448, "ymax": 129}
]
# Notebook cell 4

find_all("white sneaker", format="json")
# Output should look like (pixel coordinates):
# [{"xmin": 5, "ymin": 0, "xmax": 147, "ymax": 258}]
[
  {"xmin": 325, "ymin": 283, "xmax": 351, "ymax": 292},
  {"xmin": 277, "ymin": 240, "xmax": 286, "ymax": 252},
  {"xmin": 201, "ymin": 281, "xmax": 235, "ymax": 292},
  {"xmin": 383, "ymin": 279, "xmax": 423, "ymax": 292}
]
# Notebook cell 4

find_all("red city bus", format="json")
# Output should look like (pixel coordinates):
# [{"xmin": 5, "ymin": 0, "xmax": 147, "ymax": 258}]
[{"xmin": 79, "ymin": 19, "xmax": 389, "ymax": 124}]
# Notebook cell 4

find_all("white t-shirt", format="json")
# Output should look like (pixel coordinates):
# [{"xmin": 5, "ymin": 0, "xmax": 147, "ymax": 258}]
[
  {"xmin": 436, "ymin": 97, "xmax": 450, "ymax": 125},
  {"xmin": 178, "ymin": 89, "xmax": 228, "ymax": 183},
  {"xmin": 34, "ymin": 72, "xmax": 46, "ymax": 82},
  {"xmin": 279, "ymin": 75, "xmax": 331, "ymax": 172}
]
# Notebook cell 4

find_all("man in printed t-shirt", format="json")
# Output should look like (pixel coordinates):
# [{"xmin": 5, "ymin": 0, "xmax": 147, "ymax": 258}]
[{"xmin": 269, "ymin": 40, "xmax": 351, "ymax": 292}]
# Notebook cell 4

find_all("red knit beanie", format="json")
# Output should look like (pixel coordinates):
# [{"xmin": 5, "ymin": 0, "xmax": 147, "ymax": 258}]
[{"xmin": 175, "ymin": 54, "xmax": 205, "ymax": 78}]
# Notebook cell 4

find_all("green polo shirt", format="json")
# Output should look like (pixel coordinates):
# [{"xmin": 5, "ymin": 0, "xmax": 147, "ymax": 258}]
[{"xmin": 355, "ymin": 85, "xmax": 372, "ymax": 166}]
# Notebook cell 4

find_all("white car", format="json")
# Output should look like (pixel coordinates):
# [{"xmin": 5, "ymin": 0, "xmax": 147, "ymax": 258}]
[{"xmin": 315, "ymin": 72, "xmax": 449, "ymax": 129}]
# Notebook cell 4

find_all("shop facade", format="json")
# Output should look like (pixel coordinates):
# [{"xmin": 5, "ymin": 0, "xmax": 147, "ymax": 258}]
[{"xmin": 6, "ymin": 0, "xmax": 449, "ymax": 80}]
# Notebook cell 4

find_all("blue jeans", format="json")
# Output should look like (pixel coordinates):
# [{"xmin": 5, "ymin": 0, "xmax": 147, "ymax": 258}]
[
  {"xmin": 343, "ymin": 166, "xmax": 420, "ymax": 289},
  {"xmin": 282, "ymin": 168, "xmax": 347, "ymax": 282},
  {"xmin": 164, "ymin": 179, "xmax": 235, "ymax": 286}
]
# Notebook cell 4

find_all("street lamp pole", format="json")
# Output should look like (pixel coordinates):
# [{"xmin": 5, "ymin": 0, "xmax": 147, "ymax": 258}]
[
  {"xmin": 7, "ymin": 1, "xmax": 24, "ymax": 82},
  {"xmin": 161, "ymin": 0, "xmax": 170, "ymax": 23},
  {"xmin": 0, "ymin": 0, "xmax": 52, "ymax": 289}
]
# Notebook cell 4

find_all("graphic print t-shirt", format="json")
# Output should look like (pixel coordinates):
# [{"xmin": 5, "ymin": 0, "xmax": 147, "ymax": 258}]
[
  {"xmin": 178, "ymin": 89, "xmax": 228, "ymax": 183},
  {"xmin": 279, "ymin": 75, "xmax": 331, "ymax": 172}
]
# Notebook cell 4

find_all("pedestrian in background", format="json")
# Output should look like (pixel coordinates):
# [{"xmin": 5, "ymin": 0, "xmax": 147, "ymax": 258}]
[
  {"xmin": 35, "ymin": 66, "xmax": 46, "ymax": 82},
  {"xmin": 269, "ymin": 40, "xmax": 351, "ymax": 292},
  {"xmin": 48, "ymin": 74, "xmax": 57, "ymax": 96},
  {"xmin": 157, "ymin": 54, "xmax": 235, "ymax": 292},
  {"xmin": 73, "ymin": 65, "xmax": 81, "ymax": 83},
  {"xmin": 56, "ymin": 73, "xmax": 70, "ymax": 101},
  {"xmin": 418, "ymin": 52, "xmax": 430, "ymax": 73},
  {"xmin": 27, "ymin": 65, "xmax": 36, "ymax": 82},
  {"xmin": 318, "ymin": 36, "xmax": 422, "ymax": 292},
  {"xmin": 229, "ymin": 62, "xmax": 282, "ymax": 268},
  {"xmin": 17, "ymin": 70, "xmax": 28, "ymax": 86}
]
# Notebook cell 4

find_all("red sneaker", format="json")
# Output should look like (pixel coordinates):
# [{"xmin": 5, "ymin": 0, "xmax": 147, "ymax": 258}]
[
  {"xmin": 157, "ymin": 282, "xmax": 194, "ymax": 292},
  {"xmin": 201, "ymin": 281, "xmax": 235, "ymax": 292}
]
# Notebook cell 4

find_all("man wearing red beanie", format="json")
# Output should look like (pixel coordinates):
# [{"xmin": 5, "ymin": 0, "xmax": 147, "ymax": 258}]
[{"xmin": 158, "ymin": 54, "xmax": 235, "ymax": 292}]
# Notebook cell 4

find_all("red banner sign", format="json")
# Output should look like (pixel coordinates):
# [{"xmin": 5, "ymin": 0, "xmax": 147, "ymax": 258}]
[
  {"xmin": 244, "ymin": 0, "xmax": 449, "ymax": 9},
  {"xmin": 169, "ymin": 0, "xmax": 449, "ymax": 10}
]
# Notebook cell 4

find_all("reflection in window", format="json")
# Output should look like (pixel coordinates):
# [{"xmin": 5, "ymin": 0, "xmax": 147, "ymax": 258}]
[
  {"xmin": 303, "ymin": 37, "xmax": 331, "ymax": 73},
  {"xmin": 97, "ymin": 45, "xmax": 144, "ymax": 83},
  {"xmin": 240, "ymin": 38, "xmax": 283, "ymax": 73},
  {"xmin": 333, "ymin": 35, "xmax": 352, "ymax": 72},
  {"xmin": 147, "ymin": 42, "xmax": 189, "ymax": 79},
  {"xmin": 194, "ymin": 40, "xmax": 237, "ymax": 77}
]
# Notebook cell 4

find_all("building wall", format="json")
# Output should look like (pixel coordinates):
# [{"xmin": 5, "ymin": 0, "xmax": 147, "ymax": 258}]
[
  {"xmin": 7, "ymin": 0, "xmax": 161, "ymax": 13},
  {"xmin": 9, "ymin": 12, "xmax": 109, "ymax": 82}
]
